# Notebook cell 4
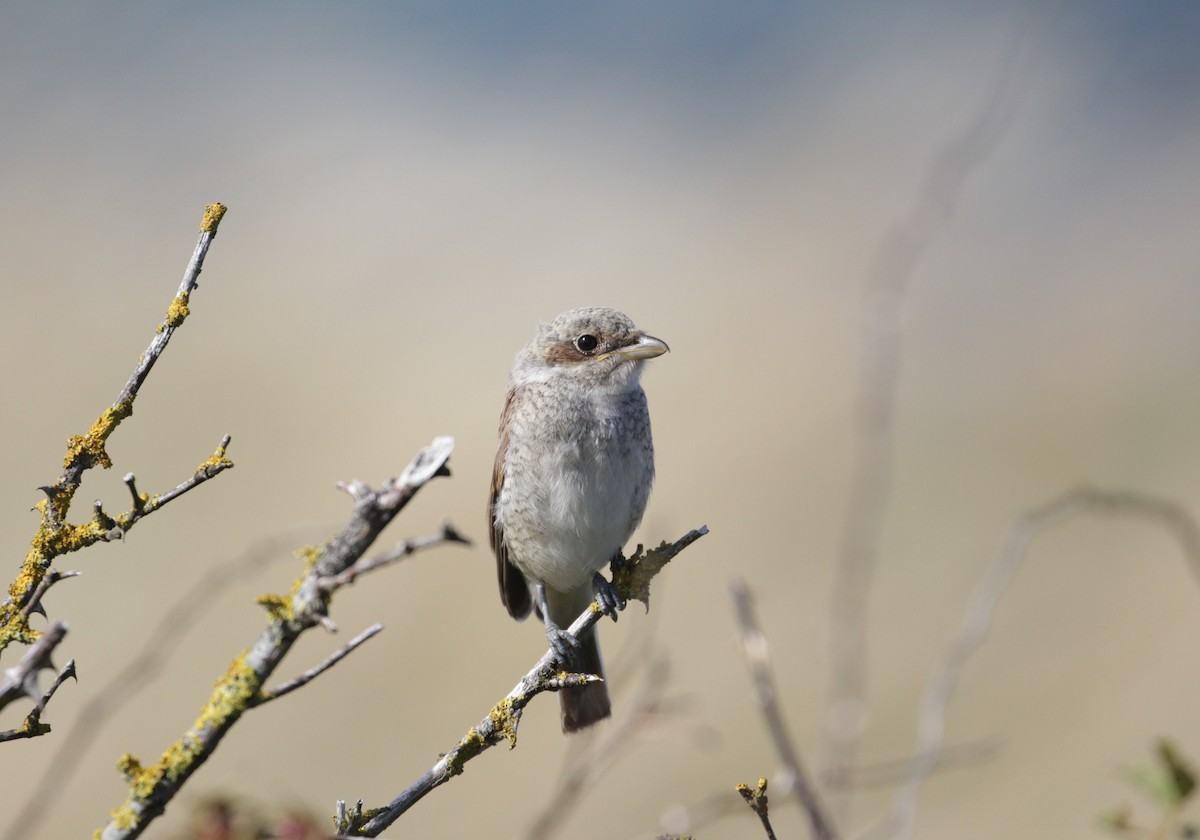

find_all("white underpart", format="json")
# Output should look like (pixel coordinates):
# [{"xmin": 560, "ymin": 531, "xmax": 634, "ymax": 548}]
[{"xmin": 498, "ymin": 362, "xmax": 652, "ymax": 594}]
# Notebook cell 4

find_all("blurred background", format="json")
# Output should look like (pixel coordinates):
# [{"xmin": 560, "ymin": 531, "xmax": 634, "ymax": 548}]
[{"xmin": 2, "ymin": 2, "xmax": 1199, "ymax": 838}]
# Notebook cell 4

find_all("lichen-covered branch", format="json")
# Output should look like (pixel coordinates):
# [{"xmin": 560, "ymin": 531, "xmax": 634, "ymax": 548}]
[
  {"xmin": 97, "ymin": 437, "xmax": 458, "ymax": 840},
  {"xmin": 1, "ymin": 203, "xmax": 230, "ymax": 661},
  {"xmin": 336, "ymin": 525, "xmax": 708, "ymax": 838}
]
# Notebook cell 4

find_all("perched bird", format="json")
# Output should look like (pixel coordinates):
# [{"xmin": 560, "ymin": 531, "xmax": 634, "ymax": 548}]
[{"xmin": 488, "ymin": 307, "xmax": 669, "ymax": 732}]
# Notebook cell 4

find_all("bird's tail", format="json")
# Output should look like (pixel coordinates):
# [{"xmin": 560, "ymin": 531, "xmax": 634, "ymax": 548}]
[
  {"xmin": 548, "ymin": 585, "xmax": 611, "ymax": 732},
  {"xmin": 561, "ymin": 627, "xmax": 611, "ymax": 732}
]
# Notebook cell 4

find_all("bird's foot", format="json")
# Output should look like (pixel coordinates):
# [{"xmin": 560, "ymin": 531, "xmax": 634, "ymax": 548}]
[
  {"xmin": 592, "ymin": 571, "xmax": 625, "ymax": 622},
  {"xmin": 545, "ymin": 623, "xmax": 581, "ymax": 669}
]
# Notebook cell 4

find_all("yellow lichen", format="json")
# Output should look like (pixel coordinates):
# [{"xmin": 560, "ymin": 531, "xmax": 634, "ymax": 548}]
[
  {"xmin": 201, "ymin": 203, "xmax": 227, "ymax": 233},
  {"xmin": 63, "ymin": 405, "xmax": 130, "ymax": 471},
  {"xmin": 256, "ymin": 594, "xmax": 292, "ymax": 622},
  {"xmin": 489, "ymin": 698, "xmax": 519, "ymax": 748},
  {"xmin": 447, "ymin": 727, "xmax": 488, "ymax": 777},
  {"xmin": 117, "ymin": 753, "xmax": 143, "ymax": 783},
  {"xmin": 164, "ymin": 291, "xmax": 190, "ymax": 328}
]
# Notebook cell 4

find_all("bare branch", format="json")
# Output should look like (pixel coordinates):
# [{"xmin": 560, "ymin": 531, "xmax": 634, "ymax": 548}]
[
  {"xmin": 257, "ymin": 623, "xmax": 385, "ymax": 705},
  {"xmin": 822, "ymin": 6, "xmax": 1066, "ymax": 810},
  {"xmin": 336, "ymin": 526, "xmax": 709, "ymax": 838},
  {"xmin": 317, "ymin": 522, "xmax": 469, "ymax": 591},
  {"xmin": 96, "ymin": 437, "xmax": 456, "ymax": 840},
  {"xmin": 872, "ymin": 486, "xmax": 1200, "ymax": 840},
  {"xmin": 824, "ymin": 739, "xmax": 1000, "ymax": 790},
  {"xmin": 0, "ymin": 661, "xmax": 77, "ymax": 744},
  {"xmin": 0, "ymin": 621, "xmax": 71, "ymax": 737},
  {"xmin": 731, "ymin": 579, "xmax": 838, "ymax": 840}
]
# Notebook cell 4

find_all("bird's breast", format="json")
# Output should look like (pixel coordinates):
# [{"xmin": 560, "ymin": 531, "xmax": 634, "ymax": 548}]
[{"xmin": 497, "ymin": 386, "xmax": 654, "ymax": 592}]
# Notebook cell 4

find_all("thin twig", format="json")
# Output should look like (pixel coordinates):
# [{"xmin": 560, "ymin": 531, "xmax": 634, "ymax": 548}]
[
  {"xmin": 822, "ymin": 7, "xmax": 1065, "ymax": 815},
  {"xmin": 737, "ymin": 777, "xmax": 779, "ymax": 840},
  {"xmin": 0, "ymin": 621, "xmax": 70, "ymax": 726},
  {"xmin": 731, "ymin": 578, "xmax": 838, "ymax": 840},
  {"xmin": 258, "ymin": 624, "xmax": 385, "ymax": 705},
  {"xmin": 13, "ymin": 570, "xmax": 81, "ymax": 624},
  {"xmin": 824, "ymin": 739, "xmax": 1000, "ymax": 790},
  {"xmin": 318, "ymin": 522, "xmax": 469, "ymax": 591},
  {"xmin": 336, "ymin": 526, "xmax": 709, "ymax": 838},
  {"xmin": 872, "ymin": 486, "xmax": 1200, "ymax": 840},
  {"xmin": 0, "ymin": 661, "xmax": 77, "ymax": 744}
]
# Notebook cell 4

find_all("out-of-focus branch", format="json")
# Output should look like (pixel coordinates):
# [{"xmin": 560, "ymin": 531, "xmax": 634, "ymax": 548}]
[
  {"xmin": 1, "ymin": 203, "xmax": 230, "ymax": 660},
  {"xmin": 522, "ymin": 657, "xmax": 675, "ymax": 840},
  {"xmin": 731, "ymin": 579, "xmax": 837, "ymax": 840},
  {"xmin": 872, "ymin": 486, "xmax": 1200, "ymax": 840},
  {"xmin": 336, "ymin": 526, "xmax": 709, "ymax": 838},
  {"xmin": 96, "ymin": 437, "xmax": 458, "ymax": 840},
  {"xmin": 822, "ymin": 6, "xmax": 1065, "ymax": 815}
]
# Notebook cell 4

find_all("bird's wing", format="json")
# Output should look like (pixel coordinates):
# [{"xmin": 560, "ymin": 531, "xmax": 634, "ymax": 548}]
[{"xmin": 490, "ymin": 385, "xmax": 533, "ymax": 619}]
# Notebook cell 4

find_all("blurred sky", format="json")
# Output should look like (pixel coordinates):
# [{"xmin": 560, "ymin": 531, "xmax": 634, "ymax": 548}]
[{"xmin": 2, "ymin": 3, "xmax": 1200, "ymax": 839}]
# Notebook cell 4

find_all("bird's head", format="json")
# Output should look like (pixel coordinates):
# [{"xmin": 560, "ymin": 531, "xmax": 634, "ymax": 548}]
[{"xmin": 513, "ymin": 307, "xmax": 669, "ymax": 390}]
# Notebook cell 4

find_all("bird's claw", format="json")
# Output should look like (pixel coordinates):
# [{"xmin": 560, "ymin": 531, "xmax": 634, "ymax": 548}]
[
  {"xmin": 546, "ymin": 624, "xmax": 581, "ymax": 669},
  {"xmin": 592, "ymin": 572, "xmax": 625, "ymax": 622}
]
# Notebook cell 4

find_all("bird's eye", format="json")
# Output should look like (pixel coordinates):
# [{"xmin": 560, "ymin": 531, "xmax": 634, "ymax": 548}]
[{"xmin": 575, "ymin": 334, "xmax": 599, "ymax": 353}]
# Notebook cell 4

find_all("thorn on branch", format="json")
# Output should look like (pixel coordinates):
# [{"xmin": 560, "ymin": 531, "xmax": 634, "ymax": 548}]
[
  {"xmin": 336, "ymin": 480, "xmax": 374, "ymax": 503},
  {"xmin": 17, "ymin": 570, "xmax": 81, "ymax": 624},
  {"xmin": 0, "ymin": 621, "xmax": 71, "ymax": 735},
  {"xmin": 123, "ymin": 473, "xmax": 147, "ymax": 514}
]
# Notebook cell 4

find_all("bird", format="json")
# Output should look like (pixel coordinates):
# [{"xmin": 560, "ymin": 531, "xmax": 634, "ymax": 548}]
[{"xmin": 488, "ymin": 307, "xmax": 668, "ymax": 732}]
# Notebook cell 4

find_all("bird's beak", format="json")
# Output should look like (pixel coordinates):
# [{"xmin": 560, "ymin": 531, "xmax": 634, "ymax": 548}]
[{"xmin": 599, "ymin": 333, "xmax": 670, "ymax": 363}]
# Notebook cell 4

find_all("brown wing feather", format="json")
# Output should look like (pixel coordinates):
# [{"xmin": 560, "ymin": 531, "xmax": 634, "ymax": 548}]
[{"xmin": 490, "ymin": 385, "xmax": 532, "ymax": 619}]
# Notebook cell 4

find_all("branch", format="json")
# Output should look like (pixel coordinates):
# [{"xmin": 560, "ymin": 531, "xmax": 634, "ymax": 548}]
[
  {"xmin": 317, "ymin": 521, "xmax": 470, "ymax": 591},
  {"xmin": 0, "ymin": 621, "xmax": 74, "ymax": 740},
  {"xmin": 258, "ymin": 623, "xmax": 384, "ymax": 705},
  {"xmin": 13, "ymin": 570, "xmax": 80, "ymax": 625},
  {"xmin": 737, "ymin": 777, "xmax": 779, "ymax": 840},
  {"xmin": 336, "ymin": 526, "xmax": 709, "ymax": 837},
  {"xmin": 730, "ymin": 579, "xmax": 837, "ymax": 840},
  {"xmin": 1, "ymin": 203, "xmax": 230, "ymax": 658},
  {"xmin": 872, "ymin": 486, "xmax": 1200, "ymax": 840},
  {"xmin": 522, "ymin": 655, "xmax": 678, "ymax": 840},
  {"xmin": 6, "ymin": 533, "xmax": 308, "ymax": 840},
  {"xmin": 822, "ymin": 6, "xmax": 1066, "ymax": 811},
  {"xmin": 96, "ymin": 437, "xmax": 457, "ymax": 840}
]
